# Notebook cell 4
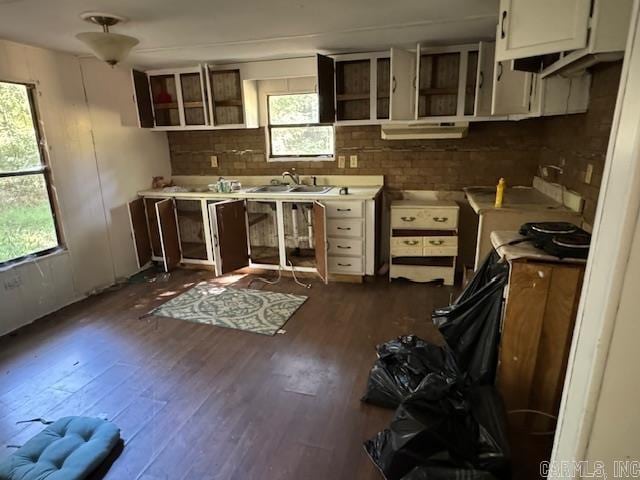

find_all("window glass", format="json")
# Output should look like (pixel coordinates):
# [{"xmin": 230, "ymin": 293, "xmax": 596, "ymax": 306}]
[{"xmin": 268, "ymin": 93, "xmax": 333, "ymax": 158}]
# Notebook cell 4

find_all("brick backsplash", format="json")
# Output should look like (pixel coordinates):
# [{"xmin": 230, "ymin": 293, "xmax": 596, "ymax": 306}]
[
  {"xmin": 536, "ymin": 62, "xmax": 622, "ymax": 224},
  {"xmin": 168, "ymin": 62, "xmax": 621, "ymax": 223}
]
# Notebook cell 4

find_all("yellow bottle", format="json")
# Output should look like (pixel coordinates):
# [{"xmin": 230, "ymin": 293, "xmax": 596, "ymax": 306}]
[{"xmin": 495, "ymin": 177, "xmax": 506, "ymax": 208}]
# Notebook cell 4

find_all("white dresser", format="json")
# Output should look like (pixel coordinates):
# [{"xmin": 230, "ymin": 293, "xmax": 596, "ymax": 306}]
[{"xmin": 389, "ymin": 200, "xmax": 459, "ymax": 285}]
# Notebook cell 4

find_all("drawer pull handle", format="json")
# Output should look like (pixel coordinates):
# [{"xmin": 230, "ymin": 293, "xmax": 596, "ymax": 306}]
[
  {"xmin": 428, "ymin": 240, "xmax": 445, "ymax": 246},
  {"xmin": 337, "ymin": 245, "xmax": 351, "ymax": 249},
  {"xmin": 337, "ymin": 227, "xmax": 351, "ymax": 231},
  {"xmin": 403, "ymin": 240, "xmax": 419, "ymax": 246},
  {"xmin": 433, "ymin": 217, "xmax": 448, "ymax": 223},
  {"xmin": 338, "ymin": 263, "xmax": 352, "ymax": 267},
  {"xmin": 337, "ymin": 208, "xmax": 352, "ymax": 212},
  {"xmin": 401, "ymin": 216, "xmax": 416, "ymax": 222}
]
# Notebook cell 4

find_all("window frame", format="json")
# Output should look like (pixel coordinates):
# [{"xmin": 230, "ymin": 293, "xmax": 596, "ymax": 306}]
[
  {"xmin": 266, "ymin": 92, "xmax": 335, "ymax": 162},
  {"xmin": 0, "ymin": 80, "xmax": 63, "ymax": 268}
]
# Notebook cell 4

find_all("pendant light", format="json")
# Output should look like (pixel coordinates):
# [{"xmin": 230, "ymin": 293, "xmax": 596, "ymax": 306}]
[{"xmin": 76, "ymin": 13, "xmax": 139, "ymax": 66}]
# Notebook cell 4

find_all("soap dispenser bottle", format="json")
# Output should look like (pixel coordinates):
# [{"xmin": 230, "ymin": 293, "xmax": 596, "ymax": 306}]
[{"xmin": 495, "ymin": 178, "xmax": 506, "ymax": 208}]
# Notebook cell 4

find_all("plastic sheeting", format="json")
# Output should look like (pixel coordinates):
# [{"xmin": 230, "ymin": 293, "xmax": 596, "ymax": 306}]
[
  {"xmin": 364, "ymin": 386, "xmax": 510, "ymax": 480},
  {"xmin": 361, "ymin": 335, "xmax": 461, "ymax": 409},
  {"xmin": 401, "ymin": 466, "xmax": 498, "ymax": 480}
]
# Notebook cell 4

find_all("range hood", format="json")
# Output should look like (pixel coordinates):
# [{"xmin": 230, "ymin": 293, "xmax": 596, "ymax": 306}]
[{"xmin": 380, "ymin": 122, "xmax": 469, "ymax": 140}]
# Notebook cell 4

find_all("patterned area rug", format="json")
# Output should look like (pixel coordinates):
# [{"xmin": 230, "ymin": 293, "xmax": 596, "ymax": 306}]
[{"xmin": 149, "ymin": 284, "xmax": 308, "ymax": 335}]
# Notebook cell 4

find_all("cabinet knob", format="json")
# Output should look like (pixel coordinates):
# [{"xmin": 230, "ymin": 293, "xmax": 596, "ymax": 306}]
[
  {"xmin": 400, "ymin": 216, "xmax": 416, "ymax": 222},
  {"xmin": 428, "ymin": 240, "xmax": 445, "ymax": 246},
  {"xmin": 433, "ymin": 217, "xmax": 448, "ymax": 223},
  {"xmin": 338, "ymin": 263, "xmax": 352, "ymax": 267},
  {"xmin": 337, "ymin": 245, "xmax": 351, "ymax": 249},
  {"xmin": 337, "ymin": 226, "xmax": 351, "ymax": 231},
  {"xmin": 337, "ymin": 208, "xmax": 351, "ymax": 212},
  {"xmin": 404, "ymin": 240, "xmax": 419, "ymax": 246}
]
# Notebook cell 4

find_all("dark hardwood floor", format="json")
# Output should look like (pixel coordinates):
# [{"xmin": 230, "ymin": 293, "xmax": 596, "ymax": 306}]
[{"xmin": 0, "ymin": 269, "xmax": 455, "ymax": 480}]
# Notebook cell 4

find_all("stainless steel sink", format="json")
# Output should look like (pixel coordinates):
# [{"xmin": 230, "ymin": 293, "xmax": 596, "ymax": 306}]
[
  {"xmin": 247, "ymin": 185, "xmax": 333, "ymax": 194},
  {"xmin": 289, "ymin": 185, "xmax": 332, "ymax": 194},
  {"xmin": 247, "ymin": 185, "xmax": 293, "ymax": 193}
]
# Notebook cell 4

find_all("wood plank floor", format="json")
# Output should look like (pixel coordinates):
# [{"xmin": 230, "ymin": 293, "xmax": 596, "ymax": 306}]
[{"xmin": 0, "ymin": 269, "xmax": 455, "ymax": 480}]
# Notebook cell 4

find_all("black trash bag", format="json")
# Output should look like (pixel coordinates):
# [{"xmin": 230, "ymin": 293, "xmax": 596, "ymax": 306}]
[
  {"xmin": 364, "ymin": 386, "xmax": 510, "ymax": 480},
  {"xmin": 468, "ymin": 386, "xmax": 510, "ymax": 477},
  {"xmin": 401, "ymin": 465, "xmax": 498, "ymax": 480},
  {"xmin": 364, "ymin": 377, "xmax": 475, "ymax": 480},
  {"xmin": 455, "ymin": 251, "xmax": 507, "ymax": 305},
  {"xmin": 432, "ymin": 271, "xmax": 508, "ymax": 385},
  {"xmin": 361, "ymin": 335, "xmax": 461, "ymax": 409}
]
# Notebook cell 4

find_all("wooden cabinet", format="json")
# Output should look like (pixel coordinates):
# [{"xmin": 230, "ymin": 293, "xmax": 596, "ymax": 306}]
[
  {"xmin": 334, "ymin": 52, "xmax": 391, "ymax": 124},
  {"xmin": 389, "ymin": 200, "xmax": 459, "ymax": 286},
  {"xmin": 495, "ymin": 0, "xmax": 592, "ymax": 62},
  {"xmin": 129, "ymin": 193, "xmax": 378, "ymax": 282},
  {"xmin": 127, "ymin": 197, "xmax": 186, "ymax": 272},
  {"xmin": 413, "ymin": 43, "xmax": 496, "ymax": 120},
  {"xmin": 497, "ymin": 259, "xmax": 585, "ymax": 432},
  {"xmin": 146, "ymin": 67, "xmax": 209, "ymax": 129},
  {"xmin": 132, "ymin": 65, "xmax": 258, "ymax": 130}
]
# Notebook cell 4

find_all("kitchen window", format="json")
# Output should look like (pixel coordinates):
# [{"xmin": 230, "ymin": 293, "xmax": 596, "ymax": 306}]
[
  {"xmin": 267, "ymin": 93, "xmax": 334, "ymax": 160},
  {"xmin": 0, "ymin": 80, "xmax": 61, "ymax": 266}
]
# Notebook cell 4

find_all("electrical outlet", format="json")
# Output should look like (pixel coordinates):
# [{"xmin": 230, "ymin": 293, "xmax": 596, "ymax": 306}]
[
  {"xmin": 338, "ymin": 155, "xmax": 345, "ymax": 168},
  {"xmin": 350, "ymin": 155, "xmax": 358, "ymax": 168},
  {"xmin": 210, "ymin": 155, "xmax": 218, "ymax": 168},
  {"xmin": 585, "ymin": 163, "xmax": 594, "ymax": 184}
]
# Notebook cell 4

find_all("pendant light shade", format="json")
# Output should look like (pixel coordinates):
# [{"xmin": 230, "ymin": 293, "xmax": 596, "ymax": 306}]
[{"xmin": 76, "ymin": 13, "xmax": 139, "ymax": 66}]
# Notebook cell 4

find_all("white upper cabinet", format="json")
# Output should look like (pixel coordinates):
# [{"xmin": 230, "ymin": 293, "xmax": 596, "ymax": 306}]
[
  {"xmin": 491, "ymin": 59, "xmax": 533, "ymax": 115},
  {"xmin": 495, "ymin": 0, "xmax": 592, "ymax": 61},
  {"xmin": 389, "ymin": 47, "xmax": 416, "ymax": 121}
]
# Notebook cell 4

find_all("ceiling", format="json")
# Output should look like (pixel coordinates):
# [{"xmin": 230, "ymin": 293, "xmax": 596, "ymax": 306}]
[{"xmin": 0, "ymin": 0, "xmax": 499, "ymax": 68}]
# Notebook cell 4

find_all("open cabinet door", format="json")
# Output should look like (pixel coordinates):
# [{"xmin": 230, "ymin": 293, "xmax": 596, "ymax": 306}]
[
  {"xmin": 132, "ymin": 70, "xmax": 154, "ymax": 128},
  {"xmin": 316, "ymin": 54, "xmax": 335, "ymax": 124},
  {"xmin": 389, "ymin": 47, "xmax": 415, "ymax": 120},
  {"xmin": 313, "ymin": 202, "xmax": 328, "ymax": 284},
  {"xmin": 208, "ymin": 200, "xmax": 250, "ymax": 276},
  {"xmin": 127, "ymin": 198, "xmax": 152, "ymax": 268},
  {"xmin": 155, "ymin": 199, "xmax": 182, "ymax": 272}
]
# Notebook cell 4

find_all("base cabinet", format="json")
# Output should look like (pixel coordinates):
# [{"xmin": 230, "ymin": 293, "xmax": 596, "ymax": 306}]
[
  {"xmin": 129, "ymin": 194, "xmax": 377, "ymax": 282},
  {"xmin": 389, "ymin": 200, "xmax": 459, "ymax": 285}
]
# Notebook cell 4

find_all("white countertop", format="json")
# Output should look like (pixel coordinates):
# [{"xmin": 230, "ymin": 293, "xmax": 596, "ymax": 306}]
[
  {"xmin": 464, "ymin": 186, "xmax": 575, "ymax": 215},
  {"xmin": 138, "ymin": 185, "xmax": 383, "ymax": 201}
]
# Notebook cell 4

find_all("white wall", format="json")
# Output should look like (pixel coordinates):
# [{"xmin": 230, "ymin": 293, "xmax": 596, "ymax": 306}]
[{"xmin": 0, "ymin": 40, "xmax": 171, "ymax": 335}]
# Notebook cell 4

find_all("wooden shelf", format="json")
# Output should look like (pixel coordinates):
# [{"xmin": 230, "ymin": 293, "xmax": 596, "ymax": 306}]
[
  {"xmin": 214, "ymin": 99, "xmax": 243, "ymax": 107},
  {"xmin": 336, "ymin": 93, "xmax": 370, "ymax": 102},
  {"xmin": 183, "ymin": 101, "xmax": 204, "ymax": 109},
  {"xmin": 154, "ymin": 102, "xmax": 179, "ymax": 110}
]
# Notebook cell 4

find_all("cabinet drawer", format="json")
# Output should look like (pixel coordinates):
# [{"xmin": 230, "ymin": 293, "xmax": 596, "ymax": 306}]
[
  {"xmin": 328, "ymin": 256, "xmax": 363, "ymax": 274},
  {"xmin": 391, "ymin": 208, "xmax": 458, "ymax": 229},
  {"xmin": 327, "ymin": 237, "xmax": 363, "ymax": 257},
  {"xmin": 325, "ymin": 201, "xmax": 363, "ymax": 218},
  {"xmin": 423, "ymin": 236, "xmax": 458, "ymax": 256},
  {"xmin": 390, "ymin": 265, "xmax": 455, "ymax": 285},
  {"xmin": 327, "ymin": 218, "xmax": 362, "ymax": 238},
  {"xmin": 391, "ymin": 236, "xmax": 423, "ymax": 256}
]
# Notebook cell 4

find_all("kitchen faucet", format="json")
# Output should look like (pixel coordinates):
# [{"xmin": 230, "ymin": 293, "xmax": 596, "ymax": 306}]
[{"xmin": 282, "ymin": 169, "xmax": 301, "ymax": 185}]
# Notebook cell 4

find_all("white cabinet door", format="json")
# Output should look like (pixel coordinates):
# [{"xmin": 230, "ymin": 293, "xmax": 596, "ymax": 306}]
[
  {"xmin": 491, "ymin": 60, "xmax": 533, "ymax": 115},
  {"xmin": 389, "ymin": 47, "xmax": 415, "ymax": 120},
  {"xmin": 474, "ymin": 41, "xmax": 495, "ymax": 116},
  {"xmin": 495, "ymin": 0, "xmax": 591, "ymax": 61}
]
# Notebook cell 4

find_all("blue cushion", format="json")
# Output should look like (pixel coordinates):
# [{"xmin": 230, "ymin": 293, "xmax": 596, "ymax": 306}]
[{"xmin": 0, "ymin": 417, "xmax": 121, "ymax": 480}]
